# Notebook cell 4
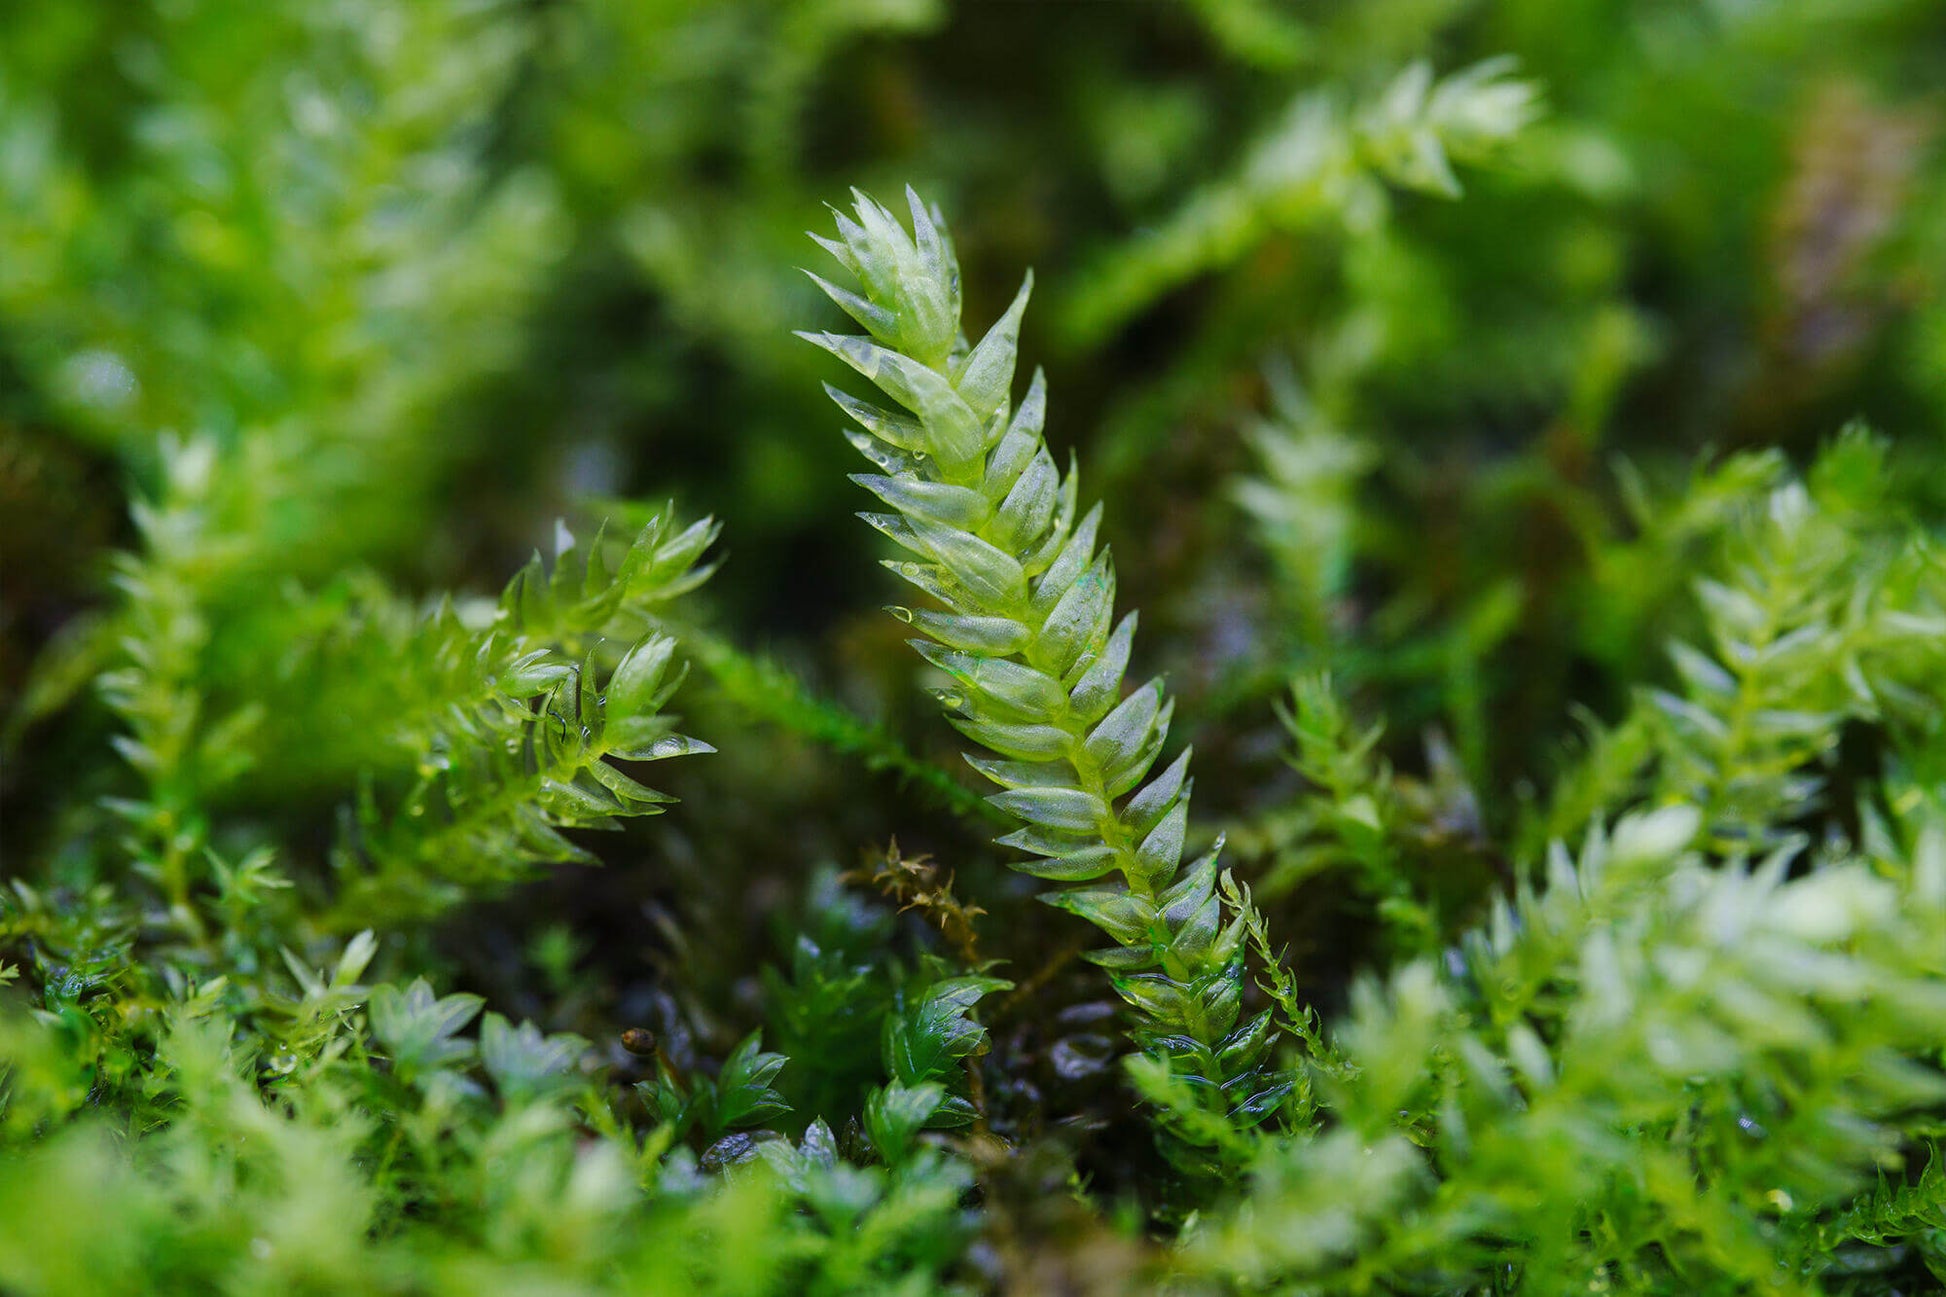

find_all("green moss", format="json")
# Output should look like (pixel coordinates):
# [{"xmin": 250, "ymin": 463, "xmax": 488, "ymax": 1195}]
[{"xmin": 3, "ymin": 3, "xmax": 1946, "ymax": 1292}]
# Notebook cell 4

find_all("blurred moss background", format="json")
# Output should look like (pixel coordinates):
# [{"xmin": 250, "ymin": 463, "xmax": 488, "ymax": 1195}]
[{"xmin": 2, "ymin": 0, "xmax": 1943, "ymax": 1091}]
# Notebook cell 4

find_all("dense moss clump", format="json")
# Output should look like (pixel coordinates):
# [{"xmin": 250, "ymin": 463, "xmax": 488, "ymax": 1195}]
[{"xmin": 3, "ymin": 3, "xmax": 1944, "ymax": 1293}]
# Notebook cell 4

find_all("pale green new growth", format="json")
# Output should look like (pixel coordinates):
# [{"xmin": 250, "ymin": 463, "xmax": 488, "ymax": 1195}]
[
  {"xmin": 1198, "ymin": 799, "xmax": 1946, "ymax": 1291},
  {"xmin": 1532, "ymin": 428, "xmax": 1946, "ymax": 856},
  {"xmin": 1062, "ymin": 59, "xmax": 1540, "ymax": 345},
  {"xmin": 1231, "ymin": 361, "xmax": 1375, "ymax": 646},
  {"xmin": 801, "ymin": 190, "xmax": 1290, "ymax": 1160},
  {"xmin": 332, "ymin": 513, "xmax": 719, "ymax": 926}
]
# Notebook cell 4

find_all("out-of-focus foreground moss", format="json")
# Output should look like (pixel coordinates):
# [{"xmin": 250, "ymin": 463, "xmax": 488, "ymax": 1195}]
[{"xmin": 2, "ymin": 2, "xmax": 1944, "ymax": 1293}]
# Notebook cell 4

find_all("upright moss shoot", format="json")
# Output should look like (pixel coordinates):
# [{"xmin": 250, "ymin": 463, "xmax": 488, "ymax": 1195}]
[{"xmin": 800, "ymin": 190, "xmax": 1292, "ymax": 1165}]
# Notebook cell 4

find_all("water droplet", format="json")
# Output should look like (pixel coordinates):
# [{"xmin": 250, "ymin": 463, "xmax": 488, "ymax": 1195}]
[{"xmin": 61, "ymin": 350, "xmax": 138, "ymax": 412}]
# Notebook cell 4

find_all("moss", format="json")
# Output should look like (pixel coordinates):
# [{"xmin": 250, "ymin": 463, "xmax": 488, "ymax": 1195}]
[{"xmin": 4, "ymin": 4, "xmax": 1946, "ymax": 1292}]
